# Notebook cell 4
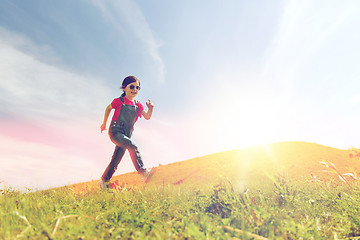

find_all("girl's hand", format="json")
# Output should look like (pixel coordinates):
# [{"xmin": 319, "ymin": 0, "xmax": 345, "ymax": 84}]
[
  {"xmin": 142, "ymin": 99, "xmax": 154, "ymax": 120},
  {"xmin": 146, "ymin": 99, "xmax": 154, "ymax": 110},
  {"xmin": 100, "ymin": 123, "xmax": 107, "ymax": 133}
]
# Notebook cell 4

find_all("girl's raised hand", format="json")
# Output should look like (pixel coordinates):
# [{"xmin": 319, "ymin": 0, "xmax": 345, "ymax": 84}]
[
  {"xmin": 100, "ymin": 123, "xmax": 107, "ymax": 133},
  {"xmin": 146, "ymin": 99, "xmax": 154, "ymax": 109}
]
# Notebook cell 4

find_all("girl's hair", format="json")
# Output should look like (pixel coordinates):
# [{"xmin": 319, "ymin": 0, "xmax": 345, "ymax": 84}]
[{"xmin": 121, "ymin": 76, "xmax": 140, "ymax": 97}]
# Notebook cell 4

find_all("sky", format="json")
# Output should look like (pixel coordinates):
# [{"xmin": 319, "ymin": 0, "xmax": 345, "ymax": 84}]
[{"xmin": 1, "ymin": 0, "xmax": 360, "ymax": 190}]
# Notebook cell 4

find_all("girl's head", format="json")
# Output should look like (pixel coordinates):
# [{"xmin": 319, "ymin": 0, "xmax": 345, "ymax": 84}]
[{"xmin": 121, "ymin": 76, "xmax": 141, "ymax": 98}]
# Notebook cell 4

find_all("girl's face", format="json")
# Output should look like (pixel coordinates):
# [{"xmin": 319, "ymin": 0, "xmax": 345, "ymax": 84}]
[{"xmin": 123, "ymin": 81, "xmax": 140, "ymax": 99}]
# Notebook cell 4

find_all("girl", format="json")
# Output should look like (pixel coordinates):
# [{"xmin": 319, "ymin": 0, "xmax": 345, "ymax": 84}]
[{"xmin": 100, "ymin": 76, "xmax": 154, "ymax": 190}]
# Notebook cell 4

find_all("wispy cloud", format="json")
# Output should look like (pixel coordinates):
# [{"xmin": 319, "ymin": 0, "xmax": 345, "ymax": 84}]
[
  {"xmin": 0, "ymin": 27, "xmax": 115, "ymax": 189},
  {"xmin": 92, "ymin": 0, "xmax": 165, "ymax": 83},
  {"xmin": 0, "ymin": 134, "xmax": 101, "ymax": 190},
  {"xmin": 0, "ymin": 27, "xmax": 112, "ymax": 121}
]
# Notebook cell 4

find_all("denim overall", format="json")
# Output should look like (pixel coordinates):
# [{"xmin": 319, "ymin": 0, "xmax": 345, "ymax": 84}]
[{"xmin": 101, "ymin": 97, "xmax": 145, "ymax": 182}]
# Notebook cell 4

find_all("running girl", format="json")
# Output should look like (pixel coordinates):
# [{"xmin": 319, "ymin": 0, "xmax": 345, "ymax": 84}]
[{"xmin": 99, "ymin": 76, "xmax": 154, "ymax": 189}]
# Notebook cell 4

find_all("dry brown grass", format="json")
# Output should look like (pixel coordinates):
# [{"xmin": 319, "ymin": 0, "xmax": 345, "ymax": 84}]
[{"xmin": 64, "ymin": 141, "xmax": 359, "ymax": 193}]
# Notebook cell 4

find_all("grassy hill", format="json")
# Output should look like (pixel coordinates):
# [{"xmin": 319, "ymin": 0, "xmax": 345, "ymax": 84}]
[
  {"xmin": 68, "ymin": 141, "xmax": 360, "ymax": 192},
  {"xmin": 3, "ymin": 141, "xmax": 360, "ymax": 239}
]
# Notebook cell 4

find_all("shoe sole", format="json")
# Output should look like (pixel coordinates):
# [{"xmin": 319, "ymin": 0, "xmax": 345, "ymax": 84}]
[
  {"xmin": 99, "ymin": 180, "xmax": 109, "ymax": 190},
  {"xmin": 145, "ymin": 167, "xmax": 157, "ymax": 183}
]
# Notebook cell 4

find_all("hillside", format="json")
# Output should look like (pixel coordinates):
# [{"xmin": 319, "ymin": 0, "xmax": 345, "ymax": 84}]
[
  {"xmin": 67, "ymin": 141, "xmax": 360, "ymax": 192},
  {"xmin": 6, "ymin": 141, "xmax": 360, "ymax": 239}
]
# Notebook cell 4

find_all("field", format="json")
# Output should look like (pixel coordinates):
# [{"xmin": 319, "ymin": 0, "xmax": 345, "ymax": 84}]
[{"xmin": 1, "ymin": 141, "xmax": 360, "ymax": 239}]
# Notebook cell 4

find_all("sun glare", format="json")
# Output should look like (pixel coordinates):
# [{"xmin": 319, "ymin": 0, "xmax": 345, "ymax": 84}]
[{"xmin": 215, "ymin": 98, "xmax": 290, "ymax": 151}]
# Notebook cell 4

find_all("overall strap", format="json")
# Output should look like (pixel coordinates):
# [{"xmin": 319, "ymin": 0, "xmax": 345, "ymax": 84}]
[{"xmin": 119, "ymin": 96, "xmax": 138, "ymax": 106}]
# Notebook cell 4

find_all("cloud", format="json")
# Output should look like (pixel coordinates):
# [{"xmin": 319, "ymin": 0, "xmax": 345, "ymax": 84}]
[
  {"xmin": 92, "ymin": 0, "xmax": 165, "ymax": 83},
  {"xmin": 0, "ymin": 26, "xmax": 112, "ymax": 121},
  {"xmin": 0, "ymin": 134, "xmax": 102, "ymax": 190},
  {"xmin": 0, "ymin": 27, "xmax": 118, "ymax": 189}
]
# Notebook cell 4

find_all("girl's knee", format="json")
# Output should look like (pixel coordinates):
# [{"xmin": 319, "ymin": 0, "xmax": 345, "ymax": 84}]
[
  {"xmin": 118, "ymin": 137, "xmax": 138, "ymax": 150},
  {"xmin": 127, "ymin": 140, "xmax": 138, "ymax": 150},
  {"xmin": 111, "ymin": 133, "xmax": 136, "ymax": 147}
]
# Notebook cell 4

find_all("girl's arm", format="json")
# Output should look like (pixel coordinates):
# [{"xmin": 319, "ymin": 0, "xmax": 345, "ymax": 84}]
[
  {"xmin": 142, "ymin": 99, "xmax": 154, "ymax": 120},
  {"xmin": 100, "ymin": 104, "xmax": 113, "ymax": 133}
]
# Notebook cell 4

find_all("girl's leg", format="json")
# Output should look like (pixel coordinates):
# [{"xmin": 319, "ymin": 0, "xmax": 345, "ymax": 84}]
[
  {"xmin": 127, "ymin": 141, "xmax": 145, "ymax": 173},
  {"xmin": 101, "ymin": 146, "xmax": 126, "ymax": 182},
  {"xmin": 111, "ymin": 133, "xmax": 146, "ymax": 173}
]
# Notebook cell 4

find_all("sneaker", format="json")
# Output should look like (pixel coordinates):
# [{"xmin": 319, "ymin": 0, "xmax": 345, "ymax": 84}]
[
  {"xmin": 99, "ymin": 179, "xmax": 109, "ymax": 190},
  {"xmin": 142, "ymin": 167, "xmax": 157, "ymax": 183}
]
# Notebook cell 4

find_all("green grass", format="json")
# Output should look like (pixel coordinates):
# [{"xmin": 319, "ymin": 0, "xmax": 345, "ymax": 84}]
[{"xmin": 1, "ymin": 176, "xmax": 360, "ymax": 239}]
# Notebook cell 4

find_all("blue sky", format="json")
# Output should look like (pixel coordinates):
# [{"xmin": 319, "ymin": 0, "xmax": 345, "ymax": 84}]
[{"xmin": 1, "ymin": 0, "xmax": 360, "ymax": 190}]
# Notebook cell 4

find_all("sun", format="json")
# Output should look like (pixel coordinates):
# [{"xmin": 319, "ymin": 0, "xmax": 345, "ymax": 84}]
[{"xmin": 208, "ymin": 95, "xmax": 292, "ymax": 151}]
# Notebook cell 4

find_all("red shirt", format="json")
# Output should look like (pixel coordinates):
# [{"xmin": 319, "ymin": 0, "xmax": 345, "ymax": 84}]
[{"xmin": 111, "ymin": 97, "xmax": 144, "ymax": 122}]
